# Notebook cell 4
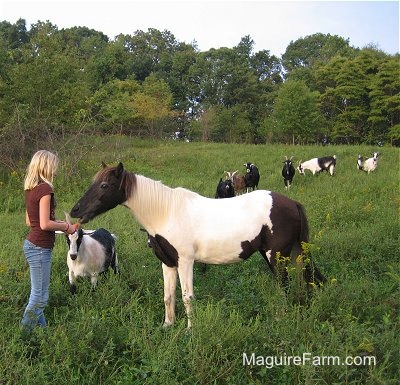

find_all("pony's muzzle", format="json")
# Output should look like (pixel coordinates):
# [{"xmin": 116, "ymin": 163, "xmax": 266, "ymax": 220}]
[{"xmin": 70, "ymin": 204, "xmax": 80, "ymax": 215}]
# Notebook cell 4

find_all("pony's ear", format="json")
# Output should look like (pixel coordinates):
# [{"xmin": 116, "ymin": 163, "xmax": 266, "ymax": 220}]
[
  {"xmin": 101, "ymin": 161, "xmax": 107, "ymax": 168},
  {"xmin": 115, "ymin": 162, "xmax": 124, "ymax": 178}
]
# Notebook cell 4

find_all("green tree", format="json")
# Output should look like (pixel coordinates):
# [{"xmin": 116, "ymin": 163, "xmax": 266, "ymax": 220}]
[
  {"xmin": 282, "ymin": 33, "xmax": 354, "ymax": 72},
  {"xmin": 268, "ymin": 79, "xmax": 323, "ymax": 144},
  {"xmin": 119, "ymin": 28, "xmax": 182, "ymax": 81},
  {"xmin": 368, "ymin": 55, "xmax": 400, "ymax": 143},
  {"xmin": 85, "ymin": 39, "xmax": 131, "ymax": 89},
  {"xmin": 133, "ymin": 74, "xmax": 176, "ymax": 137},
  {"xmin": 88, "ymin": 74, "xmax": 175, "ymax": 137},
  {"xmin": 88, "ymin": 79, "xmax": 141, "ymax": 133},
  {"xmin": 0, "ymin": 18, "xmax": 28, "ymax": 49},
  {"xmin": 188, "ymin": 40, "xmax": 269, "ymax": 142},
  {"xmin": 194, "ymin": 105, "xmax": 252, "ymax": 143},
  {"xmin": 316, "ymin": 49, "xmax": 393, "ymax": 143},
  {"xmin": 283, "ymin": 33, "xmax": 355, "ymax": 89},
  {"xmin": 0, "ymin": 21, "xmax": 89, "ymax": 134}
]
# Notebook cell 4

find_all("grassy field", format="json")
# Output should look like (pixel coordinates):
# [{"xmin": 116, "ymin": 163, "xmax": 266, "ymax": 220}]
[{"xmin": 0, "ymin": 137, "xmax": 399, "ymax": 385}]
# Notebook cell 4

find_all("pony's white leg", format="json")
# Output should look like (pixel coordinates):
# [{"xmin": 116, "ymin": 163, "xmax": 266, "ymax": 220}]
[
  {"xmin": 162, "ymin": 263, "xmax": 177, "ymax": 327},
  {"xmin": 177, "ymin": 259, "xmax": 195, "ymax": 329}
]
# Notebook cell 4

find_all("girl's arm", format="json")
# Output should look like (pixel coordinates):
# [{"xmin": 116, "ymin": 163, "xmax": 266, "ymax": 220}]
[
  {"xmin": 25, "ymin": 210, "xmax": 31, "ymax": 227},
  {"xmin": 39, "ymin": 195, "xmax": 78, "ymax": 234}
]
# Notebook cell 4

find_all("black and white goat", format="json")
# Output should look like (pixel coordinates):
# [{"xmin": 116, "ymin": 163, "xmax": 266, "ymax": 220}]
[
  {"xmin": 297, "ymin": 155, "xmax": 336, "ymax": 176},
  {"xmin": 215, "ymin": 178, "xmax": 235, "ymax": 198},
  {"xmin": 244, "ymin": 162, "xmax": 260, "ymax": 192},
  {"xmin": 282, "ymin": 156, "xmax": 295, "ymax": 190},
  {"xmin": 65, "ymin": 225, "xmax": 118, "ymax": 293},
  {"xmin": 358, "ymin": 152, "xmax": 379, "ymax": 173},
  {"xmin": 357, "ymin": 155, "xmax": 364, "ymax": 170}
]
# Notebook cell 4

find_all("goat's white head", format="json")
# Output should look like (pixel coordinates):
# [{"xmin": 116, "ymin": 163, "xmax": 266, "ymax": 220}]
[
  {"xmin": 65, "ymin": 212, "xmax": 81, "ymax": 260},
  {"xmin": 67, "ymin": 230, "xmax": 82, "ymax": 260}
]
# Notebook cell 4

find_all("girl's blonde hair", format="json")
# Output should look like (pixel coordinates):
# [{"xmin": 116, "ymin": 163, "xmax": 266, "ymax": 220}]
[{"xmin": 24, "ymin": 150, "xmax": 59, "ymax": 190}]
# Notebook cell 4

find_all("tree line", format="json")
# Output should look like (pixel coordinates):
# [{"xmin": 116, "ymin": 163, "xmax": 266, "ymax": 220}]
[{"xmin": 0, "ymin": 19, "xmax": 399, "ymax": 162}]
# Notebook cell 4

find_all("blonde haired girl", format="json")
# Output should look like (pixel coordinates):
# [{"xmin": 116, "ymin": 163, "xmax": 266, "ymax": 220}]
[{"xmin": 22, "ymin": 150, "xmax": 78, "ymax": 333}]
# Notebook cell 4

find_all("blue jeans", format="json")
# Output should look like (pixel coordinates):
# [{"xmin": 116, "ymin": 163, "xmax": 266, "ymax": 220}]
[{"xmin": 21, "ymin": 239, "xmax": 52, "ymax": 332}]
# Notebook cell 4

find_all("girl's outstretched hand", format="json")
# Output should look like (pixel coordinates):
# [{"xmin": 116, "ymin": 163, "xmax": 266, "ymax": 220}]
[{"xmin": 65, "ymin": 222, "xmax": 80, "ymax": 234}]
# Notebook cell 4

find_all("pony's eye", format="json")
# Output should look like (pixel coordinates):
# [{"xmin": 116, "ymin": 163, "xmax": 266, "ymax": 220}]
[{"xmin": 100, "ymin": 182, "xmax": 108, "ymax": 189}]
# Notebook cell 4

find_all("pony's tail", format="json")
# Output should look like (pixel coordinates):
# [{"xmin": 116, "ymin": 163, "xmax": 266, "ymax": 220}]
[
  {"xmin": 297, "ymin": 202, "xmax": 309, "ymax": 245},
  {"xmin": 296, "ymin": 203, "xmax": 327, "ymax": 285}
]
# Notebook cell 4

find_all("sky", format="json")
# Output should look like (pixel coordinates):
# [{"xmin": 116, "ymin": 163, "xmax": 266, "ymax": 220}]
[{"xmin": 0, "ymin": 0, "xmax": 398, "ymax": 57}]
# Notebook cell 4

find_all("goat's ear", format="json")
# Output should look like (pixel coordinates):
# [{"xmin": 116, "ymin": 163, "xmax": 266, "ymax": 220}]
[
  {"xmin": 64, "ymin": 211, "xmax": 72, "ymax": 225},
  {"xmin": 115, "ymin": 162, "xmax": 124, "ymax": 178}
]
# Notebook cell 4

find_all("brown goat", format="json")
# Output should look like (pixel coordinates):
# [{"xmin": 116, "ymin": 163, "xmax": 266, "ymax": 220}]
[{"xmin": 225, "ymin": 171, "xmax": 246, "ymax": 195}]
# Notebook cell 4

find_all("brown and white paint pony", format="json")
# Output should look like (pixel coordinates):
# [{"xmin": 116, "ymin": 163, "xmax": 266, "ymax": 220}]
[{"xmin": 70, "ymin": 162, "xmax": 326, "ymax": 328}]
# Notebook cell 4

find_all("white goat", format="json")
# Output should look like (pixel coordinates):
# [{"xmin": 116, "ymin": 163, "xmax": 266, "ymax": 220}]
[{"xmin": 360, "ymin": 152, "xmax": 379, "ymax": 174}]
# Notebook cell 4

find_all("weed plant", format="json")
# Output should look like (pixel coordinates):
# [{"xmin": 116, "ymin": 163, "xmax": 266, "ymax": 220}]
[{"xmin": 0, "ymin": 137, "xmax": 398, "ymax": 384}]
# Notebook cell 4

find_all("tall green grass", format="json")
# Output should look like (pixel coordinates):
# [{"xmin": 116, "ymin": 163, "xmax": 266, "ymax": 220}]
[{"xmin": 0, "ymin": 137, "xmax": 398, "ymax": 384}]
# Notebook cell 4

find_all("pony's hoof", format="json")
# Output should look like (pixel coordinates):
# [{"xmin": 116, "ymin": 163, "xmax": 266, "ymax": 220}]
[{"xmin": 163, "ymin": 321, "xmax": 173, "ymax": 328}]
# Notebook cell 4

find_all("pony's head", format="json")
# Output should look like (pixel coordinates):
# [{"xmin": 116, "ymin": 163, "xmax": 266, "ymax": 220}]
[{"xmin": 70, "ymin": 162, "xmax": 131, "ymax": 224}]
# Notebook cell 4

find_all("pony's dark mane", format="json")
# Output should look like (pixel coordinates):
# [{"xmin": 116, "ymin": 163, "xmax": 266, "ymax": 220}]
[
  {"xmin": 121, "ymin": 170, "xmax": 137, "ymax": 198},
  {"xmin": 94, "ymin": 166, "xmax": 137, "ymax": 200}
]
